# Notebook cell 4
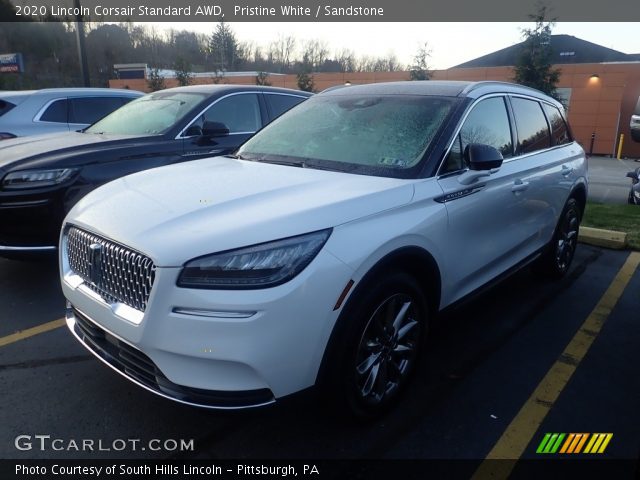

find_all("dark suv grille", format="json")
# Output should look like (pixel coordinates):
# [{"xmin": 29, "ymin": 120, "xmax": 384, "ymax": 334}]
[{"xmin": 66, "ymin": 226, "xmax": 156, "ymax": 312}]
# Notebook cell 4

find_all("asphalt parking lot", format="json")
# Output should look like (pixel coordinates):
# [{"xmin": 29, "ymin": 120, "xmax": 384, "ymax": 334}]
[
  {"xmin": 588, "ymin": 155, "xmax": 639, "ymax": 204},
  {"xmin": 1, "ymin": 245, "xmax": 639, "ymax": 476}
]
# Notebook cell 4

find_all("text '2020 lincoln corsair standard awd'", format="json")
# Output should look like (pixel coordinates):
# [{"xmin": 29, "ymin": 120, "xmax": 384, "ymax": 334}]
[{"xmin": 60, "ymin": 81, "xmax": 587, "ymax": 418}]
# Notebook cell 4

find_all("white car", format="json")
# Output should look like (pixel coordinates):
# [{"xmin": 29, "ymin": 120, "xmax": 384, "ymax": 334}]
[
  {"xmin": 60, "ymin": 81, "xmax": 587, "ymax": 417},
  {"xmin": 631, "ymin": 95, "xmax": 640, "ymax": 142},
  {"xmin": 0, "ymin": 88, "xmax": 142, "ymax": 139}
]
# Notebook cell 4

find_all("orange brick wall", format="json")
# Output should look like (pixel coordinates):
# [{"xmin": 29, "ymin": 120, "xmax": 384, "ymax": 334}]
[{"xmin": 110, "ymin": 62, "xmax": 640, "ymax": 158}]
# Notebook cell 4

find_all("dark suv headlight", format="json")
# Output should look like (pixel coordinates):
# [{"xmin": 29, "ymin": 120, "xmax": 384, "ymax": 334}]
[
  {"xmin": 177, "ymin": 229, "xmax": 332, "ymax": 289},
  {"xmin": 2, "ymin": 168, "xmax": 78, "ymax": 190}
]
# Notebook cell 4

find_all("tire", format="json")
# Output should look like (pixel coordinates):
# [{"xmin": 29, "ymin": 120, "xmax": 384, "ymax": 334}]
[
  {"xmin": 534, "ymin": 197, "xmax": 581, "ymax": 279},
  {"xmin": 322, "ymin": 271, "xmax": 428, "ymax": 420}
]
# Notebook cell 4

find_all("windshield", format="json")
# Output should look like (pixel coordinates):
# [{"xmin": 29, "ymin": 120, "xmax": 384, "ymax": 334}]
[
  {"xmin": 86, "ymin": 91, "xmax": 208, "ymax": 136},
  {"xmin": 238, "ymin": 94, "xmax": 455, "ymax": 176}
]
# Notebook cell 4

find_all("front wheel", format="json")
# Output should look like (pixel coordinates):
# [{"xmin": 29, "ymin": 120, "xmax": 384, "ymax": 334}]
[
  {"xmin": 534, "ymin": 197, "xmax": 581, "ymax": 278},
  {"xmin": 325, "ymin": 272, "xmax": 428, "ymax": 419}
]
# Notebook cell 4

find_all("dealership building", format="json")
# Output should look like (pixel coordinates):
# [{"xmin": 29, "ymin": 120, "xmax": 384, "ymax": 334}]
[{"xmin": 111, "ymin": 35, "xmax": 640, "ymax": 158}]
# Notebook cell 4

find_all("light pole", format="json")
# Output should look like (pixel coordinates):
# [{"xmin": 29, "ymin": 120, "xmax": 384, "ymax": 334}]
[{"xmin": 74, "ymin": 0, "xmax": 90, "ymax": 87}]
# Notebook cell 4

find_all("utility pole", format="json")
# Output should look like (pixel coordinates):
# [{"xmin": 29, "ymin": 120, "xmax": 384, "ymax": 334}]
[{"xmin": 74, "ymin": 0, "xmax": 90, "ymax": 87}]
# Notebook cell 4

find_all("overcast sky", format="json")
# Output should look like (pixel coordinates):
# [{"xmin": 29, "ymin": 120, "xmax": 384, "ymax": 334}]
[{"xmin": 159, "ymin": 22, "xmax": 640, "ymax": 69}]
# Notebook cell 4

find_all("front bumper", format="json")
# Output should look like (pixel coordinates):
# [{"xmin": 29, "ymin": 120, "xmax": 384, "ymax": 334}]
[
  {"xmin": 0, "ymin": 190, "xmax": 63, "ymax": 252},
  {"xmin": 66, "ymin": 305, "xmax": 275, "ymax": 408},
  {"xmin": 62, "ymin": 249, "xmax": 353, "ymax": 408}
]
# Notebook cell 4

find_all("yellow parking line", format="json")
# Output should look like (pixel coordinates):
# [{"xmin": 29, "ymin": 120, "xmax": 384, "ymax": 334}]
[
  {"xmin": 0, "ymin": 318, "xmax": 66, "ymax": 348},
  {"xmin": 472, "ymin": 251, "xmax": 640, "ymax": 479}
]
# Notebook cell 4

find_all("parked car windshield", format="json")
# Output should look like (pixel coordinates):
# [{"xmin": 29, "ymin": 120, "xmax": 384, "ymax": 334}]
[
  {"xmin": 238, "ymin": 94, "xmax": 456, "ymax": 176},
  {"xmin": 86, "ymin": 91, "xmax": 208, "ymax": 136}
]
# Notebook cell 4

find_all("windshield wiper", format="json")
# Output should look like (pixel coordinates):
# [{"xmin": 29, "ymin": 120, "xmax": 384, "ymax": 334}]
[{"xmin": 260, "ymin": 158, "xmax": 309, "ymax": 168}]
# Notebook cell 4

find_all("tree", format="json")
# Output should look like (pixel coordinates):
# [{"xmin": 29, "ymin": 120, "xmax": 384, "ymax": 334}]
[
  {"xmin": 336, "ymin": 49, "xmax": 356, "ymax": 73},
  {"xmin": 0, "ymin": 0, "xmax": 18, "ymax": 22},
  {"xmin": 255, "ymin": 71, "xmax": 271, "ymax": 86},
  {"xmin": 268, "ymin": 35, "xmax": 296, "ymax": 73},
  {"xmin": 174, "ymin": 57, "xmax": 193, "ymax": 86},
  {"xmin": 209, "ymin": 21, "xmax": 241, "ymax": 71},
  {"xmin": 297, "ymin": 70, "xmax": 315, "ymax": 92},
  {"xmin": 146, "ymin": 67, "xmax": 166, "ymax": 91},
  {"xmin": 513, "ymin": 5, "xmax": 561, "ymax": 99},
  {"xmin": 300, "ymin": 39, "xmax": 329, "ymax": 72},
  {"xmin": 409, "ymin": 42, "xmax": 432, "ymax": 81}
]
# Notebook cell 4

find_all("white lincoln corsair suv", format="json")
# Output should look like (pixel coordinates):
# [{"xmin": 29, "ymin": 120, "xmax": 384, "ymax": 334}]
[{"xmin": 60, "ymin": 81, "xmax": 587, "ymax": 417}]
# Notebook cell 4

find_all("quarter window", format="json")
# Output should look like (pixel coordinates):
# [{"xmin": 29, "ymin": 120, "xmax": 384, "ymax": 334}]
[
  {"xmin": 39, "ymin": 99, "xmax": 68, "ymax": 123},
  {"xmin": 542, "ymin": 103, "xmax": 571, "ymax": 146},
  {"xmin": 511, "ymin": 97, "xmax": 552, "ymax": 154},
  {"xmin": 0, "ymin": 100, "xmax": 16, "ymax": 117},
  {"xmin": 265, "ymin": 94, "xmax": 306, "ymax": 120},
  {"xmin": 443, "ymin": 96, "xmax": 513, "ymax": 173},
  {"xmin": 203, "ymin": 94, "xmax": 261, "ymax": 133}
]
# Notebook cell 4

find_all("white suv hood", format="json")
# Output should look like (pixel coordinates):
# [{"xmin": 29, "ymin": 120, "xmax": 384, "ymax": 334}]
[{"xmin": 66, "ymin": 157, "xmax": 415, "ymax": 266}]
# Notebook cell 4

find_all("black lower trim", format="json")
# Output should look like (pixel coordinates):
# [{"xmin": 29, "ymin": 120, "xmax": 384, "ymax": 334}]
[
  {"xmin": 68, "ymin": 307, "xmax": 275, "ymax": 409},
  {"xmin": 440, "ymin": 246, "xmax": 545, "ymax": 314}
]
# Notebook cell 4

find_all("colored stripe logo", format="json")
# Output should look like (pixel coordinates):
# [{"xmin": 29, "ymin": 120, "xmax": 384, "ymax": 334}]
[{"xmin": 536, "ymin": 433, "xmax": 613, "ymax": 454}]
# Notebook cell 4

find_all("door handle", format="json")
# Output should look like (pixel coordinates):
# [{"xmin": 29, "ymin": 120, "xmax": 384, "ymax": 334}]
[
  {"xmin": 457, "ymin": 167, "xmax": 500, "ymax": 185},
  {"xmin": 561, "ymin": 165, "xmax": 574, "ymax": 176},
  {"xmin": 511, "ymin": 179, "xmax": 530, "ymax": 193}
]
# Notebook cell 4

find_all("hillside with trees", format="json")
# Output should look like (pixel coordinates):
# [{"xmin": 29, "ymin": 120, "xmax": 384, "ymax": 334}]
[{"xmin": 0, "ymin": 18, "xmax": 410, "ymax": 89}]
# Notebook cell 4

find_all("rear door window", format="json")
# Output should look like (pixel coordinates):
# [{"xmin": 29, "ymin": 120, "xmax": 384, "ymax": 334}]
[
  {"xmin": 265, "ymin": 94, "xmax": 306, "ymax": 120},
  {"xmin": 69, "ymin": 97, "xmax": 127, "ymax": 125},
  {"xmin": 39, "ymin": 99, "xmax": 68, "ymax": 123},
  {"xmin": 203, "ymin": 93, "xmax": 261, "ymax": 133},
  {"xmin": 511, "ymin": 97, "xmax": 552, "ymax": 154}
]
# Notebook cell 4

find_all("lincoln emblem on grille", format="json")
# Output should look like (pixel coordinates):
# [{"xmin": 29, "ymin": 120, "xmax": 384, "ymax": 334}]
[{"xmin": 88, "ymin": 243, "xmax": 103, "ymax": 286}]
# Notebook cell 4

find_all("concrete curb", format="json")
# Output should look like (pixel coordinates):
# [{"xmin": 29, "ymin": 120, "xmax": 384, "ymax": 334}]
[{"xmin": 578, "ymin": 226, "xmax": 628, "ymax": 250}]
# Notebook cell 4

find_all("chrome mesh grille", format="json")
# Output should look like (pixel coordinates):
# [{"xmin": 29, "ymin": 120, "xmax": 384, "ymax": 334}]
[{"xmin": 66, "ymin": 226, "xmax": 156, "ymax": 312}]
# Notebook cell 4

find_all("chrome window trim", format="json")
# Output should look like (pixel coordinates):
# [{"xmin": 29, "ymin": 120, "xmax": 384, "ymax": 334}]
[{"xmin": 176, "ymin": 91, "xmax": 263, "ymax": 140}]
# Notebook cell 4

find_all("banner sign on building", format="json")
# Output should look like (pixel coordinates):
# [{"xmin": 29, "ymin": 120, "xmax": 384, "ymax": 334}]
[{"xmin": 0, "ymin": 53, "xmax": 24, "ymax": 73}]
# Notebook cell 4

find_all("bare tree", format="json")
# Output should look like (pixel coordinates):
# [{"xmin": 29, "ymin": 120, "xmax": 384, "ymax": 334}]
[
  {"xmin": 301, "ymin": 39, "xmax": 329, "ymax": 71},
  {"xmin": 269, "ymin": 34, "xmax": 296, "ymax": 72},
  {"xmin": 336, "ymin": 49, "xmax": 357, "ymax": 73}
]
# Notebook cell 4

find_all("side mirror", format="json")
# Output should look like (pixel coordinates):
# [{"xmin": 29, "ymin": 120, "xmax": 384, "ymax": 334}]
[
  {"xmin": 184, "ymin": 125, "xmax": 203, "ymax": 137},
  {"xmin": 202, "ymin": 121, "xmax": 230, "ymax": 137},
  {"xmin": 464, "ymin": 143, "xmax": 504, "ymax": 171},
  {"xmin": 626, "ymin": 171, "xmax": 638, "ymax": 179}
]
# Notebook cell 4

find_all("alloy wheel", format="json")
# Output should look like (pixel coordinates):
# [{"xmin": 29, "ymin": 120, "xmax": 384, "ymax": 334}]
[
  {"xmin": 555, "ymin": 204, "xmax": 579, "ymax": 273},
  {"xmin": 354, "ymin": 293, "xmax": 421, "ymax": 406}
]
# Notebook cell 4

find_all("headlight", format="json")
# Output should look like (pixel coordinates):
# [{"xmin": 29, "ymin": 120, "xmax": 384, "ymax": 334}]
[
  {"xmin": 2, "ymin": 168, "xmax": 78, "ymax": 190},
  {"xmin": 177, "ymin": 229, "xmax": 332, "ymax": 289}
]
